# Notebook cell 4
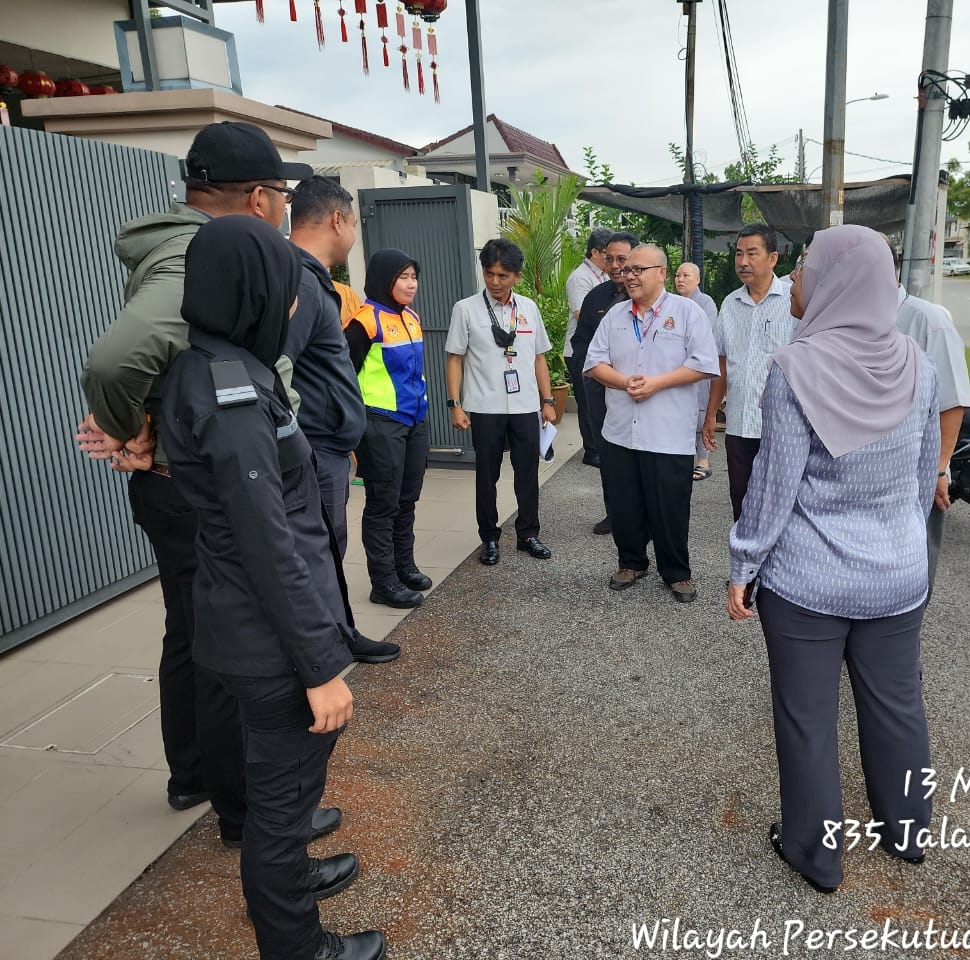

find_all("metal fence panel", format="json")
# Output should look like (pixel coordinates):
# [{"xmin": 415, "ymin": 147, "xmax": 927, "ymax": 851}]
[
  {"xmin": 0, "ymin": 126, "xmax": 178, "ymax": 652},
  {"xmin": 358, "ymin": 185, "xmax": 479, "ymax": 465}
]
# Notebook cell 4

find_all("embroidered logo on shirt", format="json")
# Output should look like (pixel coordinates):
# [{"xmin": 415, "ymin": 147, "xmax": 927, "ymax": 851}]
[{"xmin": 663, "ymin": 317, "xmax": 676, "ymax": 331}]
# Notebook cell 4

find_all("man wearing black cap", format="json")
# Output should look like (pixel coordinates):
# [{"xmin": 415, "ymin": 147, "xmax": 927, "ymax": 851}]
[{"xmin": 77, "ymin": 124, "xmax": 352, "ymax": 859}]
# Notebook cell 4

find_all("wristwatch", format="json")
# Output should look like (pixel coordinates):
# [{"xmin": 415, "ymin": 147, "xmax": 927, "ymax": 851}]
[
  {"xmin": 542, "ymin": 397, "xmax": 556, "ymax": 406},
  {"xmin": 446, "ymin": 398, "xmax": 461, "ymax": 409}
]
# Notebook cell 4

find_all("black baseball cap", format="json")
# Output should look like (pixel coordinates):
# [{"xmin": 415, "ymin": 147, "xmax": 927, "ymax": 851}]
[{"xmin": 183, "ymin": 121, "xmax": 314, "ymax": 183}]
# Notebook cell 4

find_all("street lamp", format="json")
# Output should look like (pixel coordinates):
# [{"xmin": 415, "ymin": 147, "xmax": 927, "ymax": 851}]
[{"xmin": 846, "ymin": 92, "xmax": 890, "ymax": 105}]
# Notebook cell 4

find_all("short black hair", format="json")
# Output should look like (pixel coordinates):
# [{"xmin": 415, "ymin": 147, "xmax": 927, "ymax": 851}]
[
  {"xmin": 607, "ymin": 230, "xmax": 640, "ymax": 249},
  {"xmin": 480, "ymin": 238, "xmax": 524, "ymax": 273},
  {"xmin": 586, "ymin": 227, "xmax": 613, "ymax": 257},
  {"xmin": 737, "ymin": 222, "xmax": 778, "ymax": 254},
  {"xmin": 291, "ymin": 175, "xmax": 354, "ymax": 229}
]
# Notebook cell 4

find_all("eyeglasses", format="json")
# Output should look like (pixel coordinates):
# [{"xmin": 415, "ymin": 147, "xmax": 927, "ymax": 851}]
[
  {"xmin": 245, "ymin": 183, "xmax": 296, "ymax": 204},
  {"xmin": 603, "ymin": 254, "xmax": 628, "ymax": 266},
  {"xmin": 619, "ymin": 264, "xmax": 664, "ymax": 277}
]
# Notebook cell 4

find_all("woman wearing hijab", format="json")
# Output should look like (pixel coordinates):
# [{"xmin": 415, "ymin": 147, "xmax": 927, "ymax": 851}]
[
  {"xmin": 726, "ymin": 225, "xmax": 940, "ymax": 894},
  {"xmin": 160, "ymin": 216, "xmax": 385, "ymax": 960},
  {"xmin": 344, "ymin": 248, "xmax": 431, "ymax": 610}
]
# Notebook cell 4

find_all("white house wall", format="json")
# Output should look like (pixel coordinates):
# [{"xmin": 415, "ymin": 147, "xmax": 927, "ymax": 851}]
[
  {"xmin": 299, "ymin": 132, "xmax": 408, "ymax": 166},
  {"xmin": 422, "ymin": 120, "xmax": 507, "ymax": 158},
  {"xmin": 2, "ymin": 0, "xmax": 129, "ymax": 70}
]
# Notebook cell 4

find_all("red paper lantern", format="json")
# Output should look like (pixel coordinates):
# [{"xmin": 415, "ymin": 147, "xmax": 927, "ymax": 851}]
[
  {"xmin": 0, "ymin": 65, "xmax": 19, "ymax": 89},
  {"xmin": 55, "ymin": 78, "xmax": 91, "ymax": 97},
  {"xmin": 89, "ymin": 84, "xmax": 118, "ymax": 95},
  {"xmin": 420, "ymin": 0, "xmax": 445, "ymax": 22},
  {"xmin": 18, "ymin": 70, "xmax": 56, "ymax": 98}
]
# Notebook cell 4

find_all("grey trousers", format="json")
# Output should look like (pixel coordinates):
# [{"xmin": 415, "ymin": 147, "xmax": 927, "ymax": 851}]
[{"xmin": 758, "ymin": 588, "xmax": 931, "ymax": 890}]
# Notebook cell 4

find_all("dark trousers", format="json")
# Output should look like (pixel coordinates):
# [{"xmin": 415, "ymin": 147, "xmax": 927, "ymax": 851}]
[
  {"xmin": 218, "ymin": 674, "xmax": 340, "ymax": 960},
  {"xmin": 566, "ymin": 353, "xmax": 597, "ymax": 458},
  {"xmin": 355, "ymin": 415, "xmax": 430, "ymax": 587},
  {"xmin": 584, "ymin": 376, "xmax": 612, "ymax": 518},
  {"xmin": 312, "ymin": 448, "xmax": 353, "ymax": 558},
  {"xmin": 469, "ymin": 411, "xmax": 540, "ymax": 542},
  {"xmin": 603, "ymin": 442, "xmax": 693, "ymax": 583},
  {"xmin": 758, "ymin": 588, "xmax": 931, "ymax": 889},
  {"xmin": 128, "ymin": 471, "xmax": 245, "ymax": 836},
  {"xmin": 725, "ymin": 434, "xmax": 762, "ymax": 521}
]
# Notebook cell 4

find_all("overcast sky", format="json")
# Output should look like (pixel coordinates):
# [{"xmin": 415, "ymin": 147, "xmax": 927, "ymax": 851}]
[{"xmin": 211, "ymin": 0, "xmax": 970, "ymax": 186}]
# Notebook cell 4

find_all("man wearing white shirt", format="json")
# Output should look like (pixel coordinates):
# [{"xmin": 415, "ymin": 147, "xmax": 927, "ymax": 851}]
[
  {"xmin": 702, "ymin": 224, "xmax": 796, "ymax": 519},
  {"xmin": 585, "ymin": 244, "xmax": 719, "ymax": 602},
  {"xmin": 445, "ymin": 239, "xmax": 556, "ymax": 566},
  {"xmin": 565, "ymin": 228, "xmax": 611, "ymax": 466},
  {"xmin": 888, "ymin": 242, "xmax": 970, "ymax": 596}
]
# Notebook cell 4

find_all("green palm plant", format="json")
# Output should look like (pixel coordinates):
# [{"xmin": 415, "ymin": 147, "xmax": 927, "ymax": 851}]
[{"xmin": 501, "ymin": 171, "xmax": 585, "ymax": 385}]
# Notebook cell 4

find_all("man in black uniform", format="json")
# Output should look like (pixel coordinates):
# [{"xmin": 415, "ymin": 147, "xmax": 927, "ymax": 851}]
[
  {"xmin": 280, "ymin": 175, "xmax": 400, "ymax": 663},
  {"xmin": 161, "ymin": 216, "xmax": 385, "ymax": 960},
  {"xmin": 570, "ymin": 231, "xmax": 639, "ymax": 535}
]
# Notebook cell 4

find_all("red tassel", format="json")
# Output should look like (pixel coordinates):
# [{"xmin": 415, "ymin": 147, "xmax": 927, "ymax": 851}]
[
  {"xmin": 376, "ymin": 0, "xmax": 388, "ymax": 28},
  {"xmin": 382, "ymin": 34, "xmax": 390, "ymax": 66},
  {"xmin": 432, "ymin": 63, "xmax": 440, "ymax": 103},
  {"xmin": 289, "ymin": 0, "xmax": 297, "ymax": 20},
  {"xmin": 417, "ymin": 56, "xmax": 424, "ymax": 95},
  {"xmin": 401, "ymin": 47, "xmax": 409, "ymax": 91},
  {"xmin": 361, "ymin": 21, "xmax": 369, "ymax": 74},
  {"xmin": 315, "ymin": 0, "xmax": 325, "ymax": 46},
  {"xmin": 339, "ymin": 5, "xmax": 348, "ymax": 41},
  {"xmin": 355, "ymin": 0, "xmax": 366, "ymax": 11},
  {"xmin": 256, "ymin": 0, "xmax": 265, "ymax": 22}
]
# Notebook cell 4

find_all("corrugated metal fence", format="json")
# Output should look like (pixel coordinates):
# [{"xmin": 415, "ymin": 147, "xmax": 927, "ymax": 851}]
[{"xmin": 0, "ymin": 126, "xmax": 179, "ymax": 653}]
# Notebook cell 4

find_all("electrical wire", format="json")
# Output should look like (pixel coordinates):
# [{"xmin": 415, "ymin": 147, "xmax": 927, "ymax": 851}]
[{"xmin": 710, "ymin": 0, "xmax": 754, "ymax": 172}]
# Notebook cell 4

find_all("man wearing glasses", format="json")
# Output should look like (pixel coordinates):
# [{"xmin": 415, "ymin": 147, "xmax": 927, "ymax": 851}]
[
  {"xmin": 570, "ymin": 231, "xmax": 641, "ymax": 535},
  {"xmin": 584, "ymin": 244, "xmax": 719, "ymax": 602},
  {"xmin": 701, "ymin": 223, "xmax": 795, "ymax": 520},
  {"xmin": 77, "ymin": 124, "xmax": 354, "ymax": 857}
]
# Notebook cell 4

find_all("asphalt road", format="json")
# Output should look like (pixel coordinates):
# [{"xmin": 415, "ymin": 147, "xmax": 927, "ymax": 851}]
[{"xmin": 940, "ymin": 276, "xmax": 970, "ymax": 346}]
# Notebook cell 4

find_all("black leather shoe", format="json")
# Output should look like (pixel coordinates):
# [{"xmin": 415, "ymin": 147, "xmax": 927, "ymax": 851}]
[
  {"xmin": 582, "ymin": 452, "xmax": 601, "ymax": 468},
  {"xmin": 396, "ymin": 566, "xmax": 433, "ymax": 591},
  {"xmin": 348, "ymin": 631, "xmax": 400, "ymax": 664},
  {"xmin": 311, "ymin": 806, "xmax": 343, "ymax": 840},
  {"xmin": 770, "ymin": 822, "xmax": 838, "ymax": 894},
  {"xmin": 369, "ymin": 582, "xmax": 423, "ymax": 609},
  {"xmin": 479, "ymin": 540, "xmax": 500, "ymax": 565},
  {"xmin": 593, "ymin": 516, "xmax": 612, "ymax": 535},
  {"xmin": 314, "ymin": 929, "xmax": 387, "ymax": 960},
  {"xmin": 516, "ymin": 536, "xmax": 552, "ymax": 559},
  {"xmin": 167, "ymin": 790, "xmax": 209, "ymax": 811},
  {"xmin": 310, "ymin": 853, "xmax": 360, "ymax": 900}
]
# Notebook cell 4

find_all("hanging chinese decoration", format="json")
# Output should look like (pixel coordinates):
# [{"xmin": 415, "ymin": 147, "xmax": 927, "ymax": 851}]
[
  {"xmin": 0, "ymin": 65, "xmax": 19, "ymax": 90},
  {"xmin": 18, "ymin": 70, "xmax": 56, "ymax": 98},
  {"xmin": 54, "ymin": 78, "xmax": 91, "ymax": 97},
  {"xmin": 249, "ymin": 0, "xmax": 445, "ymax": 99}
]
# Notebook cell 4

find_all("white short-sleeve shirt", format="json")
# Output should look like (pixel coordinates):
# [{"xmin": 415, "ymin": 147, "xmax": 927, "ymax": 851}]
[{"xmin": 445, "ymin": 291, "xmax": 552, "ymax": 415}]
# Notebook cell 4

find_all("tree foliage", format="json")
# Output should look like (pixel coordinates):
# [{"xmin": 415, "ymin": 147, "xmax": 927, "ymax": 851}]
[{"xmin": 946, "ymin": 154, "xmax": 970, "ymax": 222}]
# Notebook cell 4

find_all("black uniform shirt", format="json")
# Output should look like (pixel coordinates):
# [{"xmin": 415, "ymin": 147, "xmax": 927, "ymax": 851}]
[
  {"xmin": 570, "ymin": 279, "xmax": 630, "ymax": 363},
  {"xmin": 160, "ymin": 329, "xmax": 353, "ymax": 687}
]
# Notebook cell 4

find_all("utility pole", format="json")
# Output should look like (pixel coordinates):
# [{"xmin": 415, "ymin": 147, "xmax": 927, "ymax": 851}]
[
  {"xmin": 465, "ymin": 0, "xmax": 490, "ymax": 193},
  {"xmin": 681, "ymin": 0, "xmax": 704, "ymax": 278},
  {"xmin": 797, "ymin": 129, "xmax": 806, "ymax": 181},
  {"xmin": 901, "ymin": 0, "xmax": 953, "ymax": 297},
  {"xmin": 820, "ymin": 0, "xmax": 848, "ymax": 227}
]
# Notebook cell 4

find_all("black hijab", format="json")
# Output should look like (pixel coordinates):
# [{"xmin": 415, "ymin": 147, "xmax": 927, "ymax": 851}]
[
  {"xmin": 181, "ymin": 215, "xmax": 302, "ymax": 369},
  {"xmin": 363, "ymin": 248, "xmax": 420, "ymax": 314}
]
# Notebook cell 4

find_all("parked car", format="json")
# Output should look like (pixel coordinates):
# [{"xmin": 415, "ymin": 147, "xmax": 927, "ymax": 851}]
[{"xmin": 942, "ymin": 258, "xmax": 970, "ymax": 276}]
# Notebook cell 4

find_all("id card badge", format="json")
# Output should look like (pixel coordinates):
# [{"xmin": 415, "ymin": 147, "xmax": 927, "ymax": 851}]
[{"xmin": 504, "ymin": 368, "xmax": 521, "ymax": 394}]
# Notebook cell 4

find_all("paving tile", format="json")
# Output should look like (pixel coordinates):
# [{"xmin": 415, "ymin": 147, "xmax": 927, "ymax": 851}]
[
  {"xmin": 0, "ymin": 663, "xmax": 107, "ymax": 741},
  {"xmin": 0, "ymin": 914, "xmax": 83, "ymax": 960},
  {"xmin": 0, "ymin": 768, "xmax": 203, "ymax": 926}
]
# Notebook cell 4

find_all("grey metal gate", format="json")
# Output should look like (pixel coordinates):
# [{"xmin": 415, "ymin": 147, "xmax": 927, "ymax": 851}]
[
  {"xmin": 358, "ymin": 184, "xmax": 479, "ymax": 465},
  {"xmin": 0, "ymin": 125, "xmax": 180, "ymax": 653}
]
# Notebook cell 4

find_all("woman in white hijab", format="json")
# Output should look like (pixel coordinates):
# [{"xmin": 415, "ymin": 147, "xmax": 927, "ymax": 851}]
[{"xmin": 727, "ymin": 225, "xmax": 940, "ymax": 894}]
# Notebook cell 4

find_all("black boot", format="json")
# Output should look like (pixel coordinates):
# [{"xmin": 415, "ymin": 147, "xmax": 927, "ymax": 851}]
[
  {"xmin": 395, "ymin": 565, "xmax": 432, "ymax": 591},
  {"xmin": 369, "ymin": 581, "xmax": 423, "ymax": 609}
]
